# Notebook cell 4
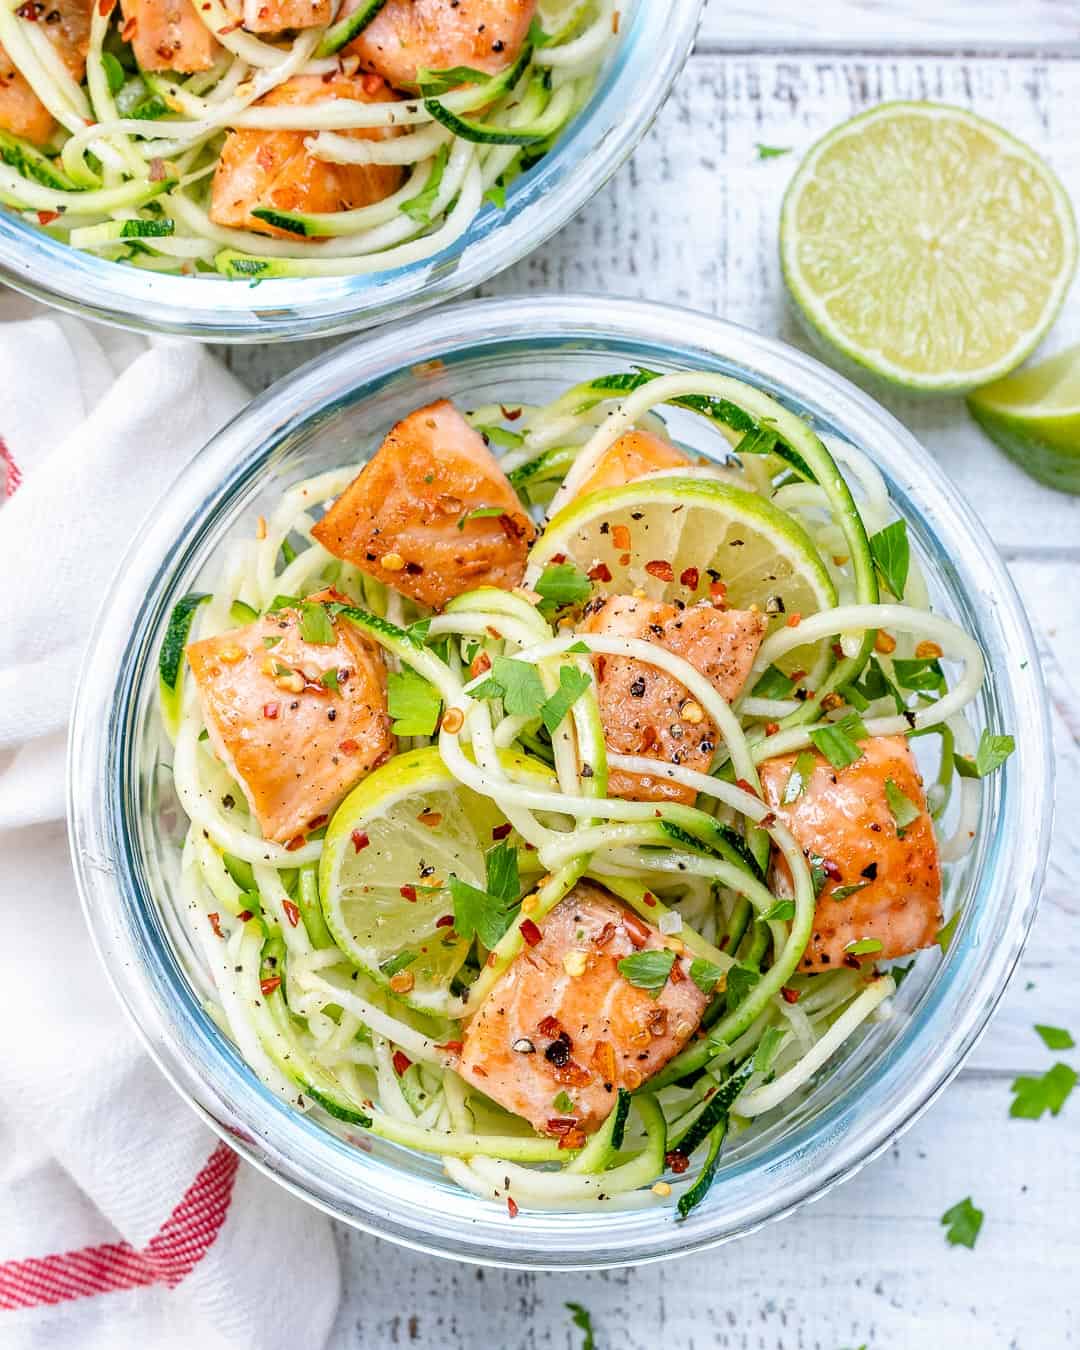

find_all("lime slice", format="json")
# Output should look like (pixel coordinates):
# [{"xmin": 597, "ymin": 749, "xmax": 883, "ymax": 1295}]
[
  {"xmin": 320, "ymin": 745, "xmax": 542, "ymax": 1013},
  {"xmin": 531, "ymin": 475, "xmax": 837, "ymax": 676},
  {"xmin": 781, "ymin": 103, "xmax": 1078, "ymax": 393},
  {"xmin": 967, "ymin": 343, "xmax": 1080, "ymax": 493}
]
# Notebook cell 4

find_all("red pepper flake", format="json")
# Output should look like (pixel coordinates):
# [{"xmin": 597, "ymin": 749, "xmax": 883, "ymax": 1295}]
[
  {"xmin": 207, "ymin": 911, "xmax": 224, "ymax": 939},
  {"xmin": 790, "ymin": 669, "xmax": 807, "ymax": 683},
  {"xmin": 761, "ymin": 812, "xmax": 776, "ymax": 828},
  {"xmin": 645, "ymin": 559, "xmax": 674, "ymax": 582},
  {"xmin": 559, "ymin": 1128, "xmax": 586, "ymax": 1150},
  {"xmin": 36, "ymin": 210, "xmax": 60, "ymax": 225},
  {"xmin": 360, "ymin": 72, "xmax": 384, "ymax": 95},
  {"xmin": 500, "ymin": 404, "xmax": 523, "ymax": 422},
  {"xmin": 642, "ymin": 891, "xmax": 657, "ymax": 908},
  {"xmin": 679, "ymin": 566, "xmax": 699, "ymax": 589},
  {"xmin": 822, "ymin": 858, "xmax": 842, "ymax": 881},
  {"xmin": 623, "ymin": 912, "xmax": 651, "ymax": 949},
  {"xmin": 351, "ymin": 829, "xmax": 370, "ymax": 853},
  {"xmin": 831, "ymin": 642, "xmax": 845, "ymax": 660},
  {"xmin": 709, "ymin": 579, "xmax": 728, "ymax": 601},
  {"xmin": 97, "ymin": 0, "xmax": 113, "ymax": 13},
  {"xmin": 262, "ymin": 702, "xmax": 279, "ymax": 719},
  {"xmin": 237, "ymin": 909, "xmax": 253, "ymax": 922},
  {"xmin": 520, "ymin": 918, "xmax": 542, "ymax": 947},
  {"xmin": 735, "ymin": 778, "xmax": 758, "ymax": 797},
  {"xmin": 485, "ymin": 625, "xmax": 502, "ymax": 640},
  {"xmin": 259, "ymin": 975, "xmax": 282, "ymax": 997},
  {"xmin": 286, "ymin": 834, "xmax": 306, "ymax": 852},
  {"xmin": 216, "ymin": 20, "xmax": 240, "ymax": 31},
  {"xmin": 665, "ymin": 1150, "xmax": 690, "ymax": 1174},
  {"xmin": 15, "ymin": 2, "xmax": 39, "ymax": 18},
  {"xmin": 611, "ymin": 524, "xmax": 631, "ymax": 551},
  {"xmin": 587, "ymin": 561, "xmax": 611, "ymax": 583},
  {"xmin": 781, "ymin": 986, "xmax": 800, "ymax": 1004},
  {"xmin": 470, "ymin": 650, "xmax": 492, "ymax": 679},
  {"xmin": 436, "ymin": 1040, "xmax": 464, "ymax": 1055},
  {"xmin": 506, "ymin": 1195, "xmax": 519, "ymax": 1218},
  {"xmin": 282, "ymin": 898, "xmax": 301, "ymax": 927},
  {"xmin": 417, "ymin": 810, "xmax": 442, "ymax": 828},
  {"xmin": 765, "ymin": 722, "xmax": 780, "ymax": 736},
  {"xmin": 492, "ymin": 822, "xmax": 512, "ymax": 840},
  {"xmin": 546, "ymin": 1117, "xmax": 579, "ymax": 1135},
  {"xmin": 669, "ymin": 958, "xmax": 686, "ymax": 983},
  {"xmin": 339, "ymin": 738, "xmax": 359, "ymax": 755},
  {"xmin": 392, "ymin": 1050, "xmax": 412, "ymax": 1076},
  {"xmin": 400, "ymin": 884, "xmax": 418, "ymax": 903},
  {"xmin": 550, "ymin": 552, "xmax": 567, "ymax": 565},
  {"xmin": 148, "ymin": 157, "xmax": 167, "ymax": 182},
  {"xmin": 537, "ymin": 1015, "xmax": 562, "ymax": 1038},
  {"xmin": 435, "ymin": 914, "xmax": 455, "ymax": 929},
  {"xmin": 307, "ymin": 814, "xmax": 328, "ymax": 831},
  {"xmin": 786, "ymin": 612, "xmax": 803, "ymax": 628}
]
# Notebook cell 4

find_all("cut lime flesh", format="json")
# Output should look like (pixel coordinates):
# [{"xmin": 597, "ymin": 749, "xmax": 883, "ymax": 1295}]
[
  {"xmin": 532, "ymin": 475, "xmax": 837, "ymax": 676},
  {"xmin": 781, "ymin": 102, "xmax": 1078, "ymax": 393},
  {"xmin": 967, "ymin": 342, "xmax": 1080, "ymax": 494}
]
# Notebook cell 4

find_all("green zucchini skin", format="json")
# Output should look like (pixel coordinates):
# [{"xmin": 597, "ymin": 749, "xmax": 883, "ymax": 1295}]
[{"xmin": 316, "ymin": 0, "xmax": 391, "ymax": 59}]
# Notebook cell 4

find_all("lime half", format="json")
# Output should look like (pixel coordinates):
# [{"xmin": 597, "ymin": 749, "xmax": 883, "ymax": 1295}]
[
  {"xmin": 532, "ymin": 475, "xmax": 837, "ymax": 676},
  {"xmin": 320, "ymin": 746, "xmax": 541, "ymax": 1013},
  {"xmin": 781, "ymin": 103, "xmax": 1077, "ymax": 393},
  {"xmin": 967, "ymin": 343, "xmax": 1080, "ymax": 494}
]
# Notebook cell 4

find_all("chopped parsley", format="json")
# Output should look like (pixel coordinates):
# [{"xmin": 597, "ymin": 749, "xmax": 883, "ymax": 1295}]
[
  {"xmin": 458, "ymin": 505, "xmax": 506, "ymax": 529},
  {"xmin": 1034, "ymin": 1024, "xmax": 1075, "ymax": 1051},
  {"xmin": 760, "ymin": 898, "xmax": 796, "ymax": 922},
  {"xmin": 893, "ymin": 657, "xmax": 946, "ymax": 695},
  {"xmin": 782, "ymin": 749, "xmax": 817, "ymax": 804},
  {"xmin": 689, "ymin": 957, "xmax": 726, "ymax": 995},
  {"xmin": 845, "ymin": 937, "xmax": 883, "ymax": 956},
  {"xmin": 299, "ymin": 600, "xmax": 336, "ymax": 645},
  {"xmin": 954, "ymin": 729, "xmax": 1016, "ymax": 779},
  {"xmin": 831, "ymin": 882, "xmax": 869, "ymax": 901},
  {"xmin": 809, "ymin": 711, "xmax": 867, "ymax": 770},
  {"xmin": 725, "ymin": 962, "xmax": 760, "ymax": 1009},
  {"xmin": 869, "ymin": 519, "xmax": 910, "ymax": 599},
  {"xmin": 565, "ymin": 1303, "xmax": 596, "ymax": 1350},
  {"xmin": 756, "ymin": 142, "xmax": 792, "ymax": 159},
  {"xmin": 936, "ymin": 909, "xmax": 961, "ymax": 953},
  {"xmin": 387, "ymin": 667, "xmax": 442, "ymax": 737},
  {"xmin": 471, "ymin": 655, "xmax": 547, "ymax": 718},
  {"xmin": 617, "ymin": 948, "xmax": 676, "ymax": 997},
  {"xmin": 753, "ymin": 1025, "xmax": 785, "ymax": 1076},
  {"xmin": 448, "ymin": 841, "xmax": 521, "ymax": 949},
  {"xmin": 319, "ymin": 668, "xmax": 339, "ymax": 693},
  {"xmin": 1009, "ymin": 1063, "xmax": 1077, "ymax": 1120},
  {"xmin": 552, "ymin": 1090, "xmax": 575, "ymax": 1113},
  {"xmin": 884, "ymin": 778, "xmax": 921, "ymax": 837},
  {"xmin": 540, "ymin": 665, "xmax": 592, "ymax": 734},
  {"xmin": 535, "ymin": 561, "xmax": 592, "ymax": 616},
  {"xmin": 380, "ymin": 950, "xmax": 417, "ymax": 978},
  {"xmin": 941, "ymin": 1197, "xmax": 983, "ymax": 1249},
  {"xmin": 752, "ymin": 664, "xmax": 795, "ymax": 700},
  {"xmin": 399, "ymin": 144, "xmax": 449, "ymax": 223},
  {"xmin": 483, "ymin": 181, "xmax": 507, "ymax": 210}
]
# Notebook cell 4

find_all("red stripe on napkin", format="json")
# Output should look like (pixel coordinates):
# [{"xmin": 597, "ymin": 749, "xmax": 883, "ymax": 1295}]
[{"xmin": 0, "ymin": 1143, "xmax": 239, "ymax": 1311}]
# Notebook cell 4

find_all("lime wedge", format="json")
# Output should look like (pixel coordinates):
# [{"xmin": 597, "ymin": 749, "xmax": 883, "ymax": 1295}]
[
  {"xmin": 531, "ymin": 475, "xmax": 837, "ymax": 677},
  {"xmin": 320, "ymin": 746, "xmax": 544, "ymax": 1013},
  {"xmin": 781, "ymin": 103, "xmax": 1077, "ymax": 393},
  {"xmin": 967, "ymin": 343, "xmax": 1080, "ymax": 493}
]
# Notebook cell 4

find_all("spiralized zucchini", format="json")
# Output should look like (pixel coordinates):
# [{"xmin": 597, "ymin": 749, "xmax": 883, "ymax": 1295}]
[{"xmin": 164, "ymin": 366, "xmax": 997, "ymax": 1217}]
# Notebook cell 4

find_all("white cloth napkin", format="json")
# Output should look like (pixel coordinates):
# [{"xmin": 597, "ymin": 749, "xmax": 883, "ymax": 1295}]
[{"xmin": 0, "ymin": 293, "xmax": 342, "ymax": 1349}]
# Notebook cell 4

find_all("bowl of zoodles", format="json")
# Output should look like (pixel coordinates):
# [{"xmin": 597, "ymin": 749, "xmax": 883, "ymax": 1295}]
[
  {"xmin": 0, "ymin": 0, "xmax": 702, "ymax": 338},
  {"xmin": 70, "ymin": 296, "xmax": 1052, "ymax": 1266}
]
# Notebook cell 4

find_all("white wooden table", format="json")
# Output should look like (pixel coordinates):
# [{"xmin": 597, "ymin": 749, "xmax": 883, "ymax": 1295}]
[{"xmin": 217, "ymin": 4, "xmax": 1080, "ymax": 1344}]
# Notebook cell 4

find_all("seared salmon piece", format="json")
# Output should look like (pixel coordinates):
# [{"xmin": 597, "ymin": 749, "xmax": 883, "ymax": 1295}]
[
  {"xmin": 576, "ymin": 429, "xmax": 690, "ymax": 499},
  {"xmin": 120, "ymin": 0, "xmax": 218, "ymax": 73},
  {"xmin": 186, "ymin": 590, "xmax": 393, "ymax": 845},
  {"xmin": 346, "ymin": 0, "xmax": 535, "ymax": 92},
  {"xmin": 311, "ymin": 400, "xmax": 536, "ymax": 611},
  {"xmin": 210, "ymin": 73, "xmax": 401, "ymax": 235},
  {"xmin": 759, "ymin": 735, "xmax": 942, "ymax": 973},
  {"xmin": 458, "ymin": 882, "xmax": 707, "ymax": 1136},
  {"xmin": 580, "ymin": 595, "xmax": 767, "ymax": 805},
  {"xmin": 0, "ymin": 0, "xmax": 90, "ymax": 146},
  {"xmin": 241, "ymin": 0, "xmax": 330, "ymax": 33}
]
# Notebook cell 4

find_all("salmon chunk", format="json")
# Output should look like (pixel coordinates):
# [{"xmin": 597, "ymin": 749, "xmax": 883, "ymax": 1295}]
[
  {"xmin": 459, "ymin": 883, "xmax": 707, "ymax": 1136},
  {"xmin": 0, "ymin": 0, "xmax": 90, "ymax": 145},
  {"xmin": 759, "ymin": 736, "xmax": 942, "ymax": 973},
  {"xmin": 186, "ymin": 591, "xmax": 393, "ymax": 845},
  {"xmin": 346, "ymin": 0, "xmax": 536, "ymax": 91},
  {"xmin": 576, "ymin": 429, "xmax": 690, "ymax": 499},
  {"xmin": 580, "ymin": 595, "xmax": 767, "ymax": 805},
  {"xmin": 241, "ymin": 0, "xmax": 330, "ymax": 33},
  {"xmin": 120, "ymin": 0, "xmax": 218, "ymax": 73},
  {"xmin": 210, "ymin": 73, "xmax": 401, "ymax": 235},
  {"xmin": 311, "ymin": 400, "xmax": 536, "ymax": 611}
]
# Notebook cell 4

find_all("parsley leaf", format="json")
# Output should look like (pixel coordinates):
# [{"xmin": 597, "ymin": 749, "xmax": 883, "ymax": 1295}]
[
  {"xmin": 782, "ymin": 749, "xmax": 817, "ymax": 804},
  {"xmin": 483, "ymin": 181, "xmax": 507, "ymax": 210},
  {"xmin": 475, "ymin": 423, "xmax": 524, "ymax": 450},
  {"xmin": 484, "ymin": 839, "xmax": 519, "ymax": 907},
  {"xmin": 400, "ymin": 144, "xmax": 449, "ymax": 223},
  {"xmin": 941, "ymin": 1197, "xmax": 984, "ymax": 1249},
  {"xmin": 725, "ymin": 963, "xmax": 759, "ymax": 1009},
  {"xmin": 540, "ymin": 665, "xmax": 592, "ymax": 734},
  {"xmin": 869, "ymin": 519, "xmax": 910, "ymax": 598},
  {"xmin": 884, "ymin": 778, "xmax": 921, "ymax": 837},
  {"xmin": 565, "ymin": 1303, "xmax": 595, "ymax": 1350},
  {"xmin": 845, "ymin": 937, "xmax": 883, "ymax": 956},
  {"xmin": 380, "ymin": 950, "xmax": 417, "ymax": 977},
  {"xmin": 831, "ymin": 882, "xmax": 869, "ymax": 901},
  {"xmin": 954, "ymin": 729, "xmax": 1016, "ymax": 779},
  {"xmin": 809, "ymin": 711, "xmax": 867, "ymax": 770},
  {"xmin": 101, "ymin": 51, "xmax": 125, "ymax": 95},
  {"xmin": 1035, "ymin": 1024, "xmax": 1075, "ymax": 1051},
  {"xmin": 756, "ymin": 142, "xmax": 792, "ymax": 159},
  {"xmin": 458, "ymin": 505, "xmax": 506, "ymax": 529},
  {"xmin": 535, "ymin": 561, "xmax": 592, "ymax": 615},
  {"xmin": 471, "ymin": 655, "xmax": 547, "ymax": 718},
  {"xmin": 553, "ymin": 1090, "xmax": 575, "ymax": 1113},
  {"xmin": 1009, "ymin": 1063, "xmax": 1077, "ymax": 1119},
  {"xmin": 387, "ymin": 667, "xmax": 442, "ymax": 737},
  {"xmin": 752, "ymin": 664, "xmax": 795, "ymax": 699},
  {"xmin": 760, "ymin": 898, "xmax": 796, "ymax": 921},
  {"xmin": 448, "ymin": 875, "xmax": 516, "ymax": 950},
  {"xmin": 753, "ymin": 1025, "xmax": 784, "ymax": 1076},
  {"xmin": 808, "ymin": 852, "xmax": 830, "ymax": 896},
  {"xmin": 936, "ymin": 908, "xmax": 961, "ymax": 952},
  {"xmin": 689, "ymin": 958, "xmax": 726, "ymax": 995},
  {"xmin": 299, "ymin": 601, "xmax": 335, "ymax": 645},
  {"xmin": 617, "ymin": 949, "xmax": 675, "ymax": 998},
  {"xmin": 320, "ymin": 668, "xmax": 339, "ymax": 692},
  {"xmin": 893, "ymin": 657, "xmax": 947, "ymax": 695},
  {"xmin": 850, "ymin": 655, "xmax": 904, "ymax": 713}
]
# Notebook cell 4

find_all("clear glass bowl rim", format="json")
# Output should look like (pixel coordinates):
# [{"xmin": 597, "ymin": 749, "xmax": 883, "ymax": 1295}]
[
  {"xmin": 68, "ymin": 295, "xmax": 1053, "ymax": 1269},
  {"xmin": 0, "ymin": 0, "xmax": 704, "ymax": 342}
]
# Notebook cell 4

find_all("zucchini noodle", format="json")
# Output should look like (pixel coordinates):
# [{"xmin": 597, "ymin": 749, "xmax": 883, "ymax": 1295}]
[
  {"xmin": 0, "ymin": 0, "xmax": 614, "ymax": 274},
  {"xmin": 160, "ymin": 364, "xmax": 1000, "ymax": 1217}
]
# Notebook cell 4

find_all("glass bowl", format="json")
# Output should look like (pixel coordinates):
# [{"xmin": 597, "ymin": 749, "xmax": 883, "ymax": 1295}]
[
  {"xmin": 0, "ymin": 2, "xmax": 702, "ymax": 343},
  {"xmin": 69, "ymin": 296, "xmax": 1052, "ymax": 1268}
]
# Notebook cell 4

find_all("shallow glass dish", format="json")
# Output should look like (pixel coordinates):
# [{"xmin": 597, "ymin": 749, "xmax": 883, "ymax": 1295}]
[
  {"xmin": 0, "ymin": 2, "xmax": 701, "ymax": 343},
  {"xmin": 69, "ymin": 296, "xmax": 1052, "ymax": 1268}
]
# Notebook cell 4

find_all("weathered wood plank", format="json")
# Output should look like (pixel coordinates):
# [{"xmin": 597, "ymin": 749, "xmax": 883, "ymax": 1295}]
[
  {"xmin": 218, "ymin": 55, "xmax": 1080, "ymax": 554},
  {"xmin": 329, "ymin": 1075, "xmax": 1080, "ymax": 1348}
]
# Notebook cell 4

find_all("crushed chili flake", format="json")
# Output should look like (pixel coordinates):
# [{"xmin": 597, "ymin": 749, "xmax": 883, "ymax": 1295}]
[
  {"xmin": 709, "ymin": 579, "xmax": 727, "ymax": 602},
  {"xmin": 642, "ymin": 891, "xmax": 657, "ymax": 907},
  {"xmin": 500, "ymin": 404, "xmax": 523, "ymax": 421},
  {"xmin": 623, "ymin": 912, "xmax": 651, "ymax": 949},
  {"xmin": 435, "ymin": 914, "xmax": 455, "ymax": 929},
  {"xmin": 831, "ymin": 642, "xmax": 845, "ymax": 660},
  {"xmin": 781, "ymin": 986, "xmax": 800, "ymax": 1004},
  {"xmin": 307, "ymin": 814, "xmax": 329, "ymax": 831},
  {"xmin": 537, "ymin": 1015, "xmax": 562, "ymax": 1038},
  {"xmin": 351, "ymin": 829, "xmax": 370, "ymax": 853},
  {"xmin": 645, "ymin": 559, "xmax": 674, "ymax": 582},
  {"xmin": 765, "ymin": 722, "xmax": 780, "ymax": 736},
  {"xmin": 492, "ymin": 822, "xmax": 512, "ymax": 840},
  {"xmin": 400, "ymin": 884, "xmax": 418, "ymax": 903},
  {"xmin": 417, "ymin": 810, "xmax": 442, "ymax": 828},
  {"xmin": 520, "ymin": 918, "xmax": 542, "ymax": 947},
  {"xmin": 679, "ymin": 566, "xmax": 700, "ymax": 589},
  {"xmin": 506, "ymin": 1195, "xmax": 519, "ymax": 1218},
  {"xmin": 282, "ymin": 898, "xmax": 301, "ymax": 927},
  {"xmin": 470, "ymin": 650, "xmax": 492, "ymax": 679},
  {"xmin": 592, "ymin": 1040, "xmax": 616, "ymax": 1082},
  {"xmin": 559, "ymin": 1128, "xmax": 586, "ymax": 1150},
  {"xmin": 148, "ymin": 157, "xmax": 167, "ymax": 182},
  {"xmin": 550, "ymin": 552, "xmax": 567, "ymax": 564},
  {"xmin": 665, "ymin": 1150, "xmax": 690, "ymax": 1174},
  {"xmin": 587, "ymin": 561, "xmax": 612, "ymax": 583},
  {"xmin": 786, "ymin": 612, "xmax": 803, "ymax": 628},
  {"xmin": 262, "ymin": 702, "xmax": 279, "ymax": 719},
  {"xmin": 36, "ymin": 210, "xmax": 60, "ymax": 225},
  {"xmin": 207, "ymin": 912, "xmax": 224, "ymax": 939},
  {"xmin": 360, "ymin": 72, "xmax": 384, "ymax": 95},
  {"xmin": 237, "ymin": 909, "xmax": 253, "ymax": 923},
  {"xmin": 339, "ymin": 738, "xmax": 359, "ymax": 755},
  {"xmin": 611, "ymin": 524, "xmax": 631, "ymax": 551},
  {"xmin": 546, "ymin": 1116, "xmax": 579, "ymax": 1135},
  {"xmin": 392, "ymin": 1050, "xmax": 412, "ymax": 1076},
  {"xmin": 286, "ymin": 835, "xmax": 306, "ymax": 852},
  {"xmin": 259, "ymin": 976, "xmax": 282, "ymax": 997},
  {"xmin": 822, "ymin": 858, "xmax": 842, "ymax": 881},
  {"xmin": 735, "ymin": 777, "xmax": 758, "ymax": 797},
  {"xmin": 436, "ymin": 1040, "xmax": 464, "ymax": 1055},
  {"xmin": 97, "ymin": 0, "xmax": 113, "ymax": 12},
  {"xmin": 669, "ymin": 959, "xmax": 686, "ymax": 983}
]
